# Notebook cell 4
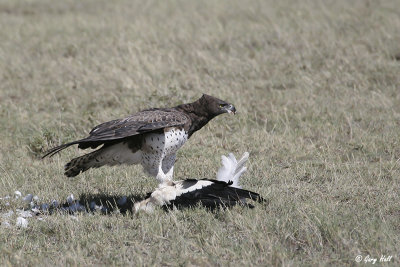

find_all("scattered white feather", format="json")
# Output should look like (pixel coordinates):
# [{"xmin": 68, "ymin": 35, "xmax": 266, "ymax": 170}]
[
  {"xmin": 16, "ymin": 217, "xmax": 28, "ymax": 228},
  {"xmin": 67, "ymin": 194, "xmax": 74, "ymax": 204},
  {"xmin": 216, "ymin": 152, "xmax": 249, "ymax": 188},
  {"xmin": 14, "ymin": 191, "xmax": 22, "ymax": 199}
]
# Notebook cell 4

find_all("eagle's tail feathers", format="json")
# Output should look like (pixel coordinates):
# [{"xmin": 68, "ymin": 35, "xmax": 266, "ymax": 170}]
[
  {"xmin": 64, "ymin": 149, "xmax": 103, "ymax": 177},
  {"xmin": 63, "ymin": 143, "xmax": 141, "ymax": 177},
  {"xmin": 42, "ymin": 141, "xmax": 80, "ymax": 159}
]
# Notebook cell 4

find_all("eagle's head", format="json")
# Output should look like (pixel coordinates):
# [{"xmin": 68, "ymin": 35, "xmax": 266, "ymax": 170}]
[{"xmin": 199, "ymin": 94, "xmax": 236, "ymax": 117}]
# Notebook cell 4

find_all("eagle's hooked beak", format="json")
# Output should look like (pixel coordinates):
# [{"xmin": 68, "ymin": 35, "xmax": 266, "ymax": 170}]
[{"xmin": 225, "ymin": 104, "xmax": 236, "ymax": 115}]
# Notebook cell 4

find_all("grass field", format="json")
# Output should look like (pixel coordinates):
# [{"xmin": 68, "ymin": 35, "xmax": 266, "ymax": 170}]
[{"xmin": 1, "ymin": 0, "xmax": 400, "ymax": 265}]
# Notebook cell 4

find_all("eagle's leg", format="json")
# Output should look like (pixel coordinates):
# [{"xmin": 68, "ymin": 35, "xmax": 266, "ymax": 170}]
[
  {"xmin": 155, "ymin": 167, "xmax": 169, "ymax": 183},
  {"xmin": 161, "ymin": 154, "xmax": 177, "ymax": 181},
  {"xmin": 163, "ymin": 166, "xmax": 174, "ymax": 181}
]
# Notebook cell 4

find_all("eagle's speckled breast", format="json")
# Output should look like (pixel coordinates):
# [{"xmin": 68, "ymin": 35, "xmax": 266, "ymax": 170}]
[{"xmin": 140, "ymin": 127, "xmax": 188, "ymax": 176}]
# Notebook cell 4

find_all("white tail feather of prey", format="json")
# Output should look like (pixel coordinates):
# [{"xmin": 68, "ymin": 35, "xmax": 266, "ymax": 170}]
[{"xmin": 216, "ymin": 152, "xmax": 249, "ymax": 188}]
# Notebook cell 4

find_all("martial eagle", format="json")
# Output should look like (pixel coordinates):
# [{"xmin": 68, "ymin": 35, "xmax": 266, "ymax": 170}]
[{"xmin": 43, "ymin": 94, "xmax": 236, "ymax": 183}]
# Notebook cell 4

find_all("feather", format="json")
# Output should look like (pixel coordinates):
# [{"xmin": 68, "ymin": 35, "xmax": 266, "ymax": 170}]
[{"xmin": 216, "ymin": 152, "xmax": 249, "ymax": 188}]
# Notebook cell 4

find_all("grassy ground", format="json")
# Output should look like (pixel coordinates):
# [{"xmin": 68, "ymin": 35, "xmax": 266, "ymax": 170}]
[{"xmin": 1, "ymin": 0, "xmax": 400, "ymax": 265}]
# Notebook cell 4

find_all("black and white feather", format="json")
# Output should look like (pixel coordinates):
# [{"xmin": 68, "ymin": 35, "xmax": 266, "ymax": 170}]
[{"xmin": 134, "ymin": 152, "xmax": 265, "ymax": 212}]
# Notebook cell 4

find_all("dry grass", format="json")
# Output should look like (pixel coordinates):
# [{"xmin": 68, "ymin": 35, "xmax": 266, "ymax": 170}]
[{"xmin": 1, "ymin": 0, "xmax": 400, "ymax": 265}]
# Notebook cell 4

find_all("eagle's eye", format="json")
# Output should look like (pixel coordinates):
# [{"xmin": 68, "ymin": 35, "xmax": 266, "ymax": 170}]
[{"xmin": 219, "ymin": 104, "xmax": 225, "ymax": 108}]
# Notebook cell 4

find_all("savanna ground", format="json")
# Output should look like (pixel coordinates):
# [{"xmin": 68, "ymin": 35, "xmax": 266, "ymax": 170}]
[{"xmin": 1, "ymin": 0, "xmax": 400, "ymax": 266}]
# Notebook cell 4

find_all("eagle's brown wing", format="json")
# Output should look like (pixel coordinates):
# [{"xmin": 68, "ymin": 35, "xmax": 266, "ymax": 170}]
[
  {"xmin": 87, "ymin": 108, "xmax": 188, "ymax": 140},
  {"xmin": 42, "ymin": 108, "xmax": 189, "ymax": 158}
]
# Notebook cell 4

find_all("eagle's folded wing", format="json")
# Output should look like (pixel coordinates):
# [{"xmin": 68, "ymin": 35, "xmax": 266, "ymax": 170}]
[
  {"xmin": 88, "ymin": 109, "xmax": 188, "ymax": 138},
  {"xmin": 42, "ymin": 109, "xmax": 189, "ymax": 158}
]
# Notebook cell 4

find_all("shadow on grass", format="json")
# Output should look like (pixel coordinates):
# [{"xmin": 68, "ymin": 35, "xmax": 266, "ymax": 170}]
[
  {"xmin": 50, "ymin": 193, "xmax": 149, "ymax": 215},
  {"xmin": 80, "ymin": 193, "xmax": 146, "ymax": 213}
]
